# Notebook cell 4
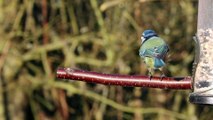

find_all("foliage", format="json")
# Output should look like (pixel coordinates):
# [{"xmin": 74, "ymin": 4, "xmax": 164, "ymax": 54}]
[{"xmin": 0, "ymin": 0, "xmax": 212, "ymax": 120}]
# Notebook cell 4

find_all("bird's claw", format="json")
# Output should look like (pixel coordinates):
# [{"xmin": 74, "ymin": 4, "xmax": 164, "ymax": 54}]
[
  {"xmin": 160, "ymin": 74, "xmax": 165, "ymax": 81},
  {"xmin": 149, "ymin": 75, "xmax": 152, "ymax": 81}
]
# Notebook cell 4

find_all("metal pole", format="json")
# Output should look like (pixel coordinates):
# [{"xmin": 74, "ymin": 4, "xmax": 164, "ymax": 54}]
[{"xmin": 189, "ymin": 0, "xmax": 213, "ymax": 105}]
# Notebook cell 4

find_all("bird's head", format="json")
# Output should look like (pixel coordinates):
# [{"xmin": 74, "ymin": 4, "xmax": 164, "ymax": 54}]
[{"xmin": 141, "ymin": 29, "xmax": 158, "ymax": 44}]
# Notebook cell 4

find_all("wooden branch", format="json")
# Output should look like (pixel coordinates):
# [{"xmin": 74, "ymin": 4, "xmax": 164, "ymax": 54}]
[{"xmin": 56, "ymin": 67, "xmax": 192, "ymax": 90}]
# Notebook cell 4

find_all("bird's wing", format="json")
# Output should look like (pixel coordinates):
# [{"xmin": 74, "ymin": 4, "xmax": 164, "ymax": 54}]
[
  {"xmin": 139, "ymin": 47, "xmax": 156, "ymax": 57},
  {"xmin": 155, "ymin": 44, "xmax": 169, "ymax": 59},
  {"xmin": 141, "ymin": 37, "xmax": 165, "ymax": 49},
  {"xmin": 139, "ymin": 36, "xmax": 169, "ymax": 60},
  {"xmin": 140, "ymin": 45, "xmax": 169, "ymax": 58}
]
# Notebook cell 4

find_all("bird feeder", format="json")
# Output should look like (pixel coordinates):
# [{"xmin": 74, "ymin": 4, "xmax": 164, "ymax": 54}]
[{"xmin": 189, "ymin": 0, "xmax": 213, "ymax": 105}]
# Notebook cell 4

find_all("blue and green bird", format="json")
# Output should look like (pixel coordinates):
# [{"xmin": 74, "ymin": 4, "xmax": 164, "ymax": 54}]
[{"xmin": 139, "ymin": 30, "xmax": 169, "ymax": 77}]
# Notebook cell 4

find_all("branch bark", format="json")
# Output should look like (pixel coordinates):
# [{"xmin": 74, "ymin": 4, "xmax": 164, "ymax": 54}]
[{"xmin": 56, "ymin": 68, "xmax": 192, "ymax": 90}]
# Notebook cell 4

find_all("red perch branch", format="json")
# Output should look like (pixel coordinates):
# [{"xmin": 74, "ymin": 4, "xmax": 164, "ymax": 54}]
[{"xmin": 56, "ymin": 67, "xmax": 192, "ymax": 89}]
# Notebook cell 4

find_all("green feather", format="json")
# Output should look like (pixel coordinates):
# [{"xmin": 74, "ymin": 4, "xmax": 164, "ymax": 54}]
[
  {"xmin": 139, "ymin": 37, "xmax": 166, "ymax": 52},
  {"xmin": 144, "ymin": 57, "xmax": 155, "ymax": 68},
  {"xmin": 144, "ymin": 57, "xmax": 155, "ymax": 76}
]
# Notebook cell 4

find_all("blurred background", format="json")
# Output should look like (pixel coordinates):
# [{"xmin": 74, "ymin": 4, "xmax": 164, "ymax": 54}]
[{"xmin": 0, "ymin": 0, "xmax": 212, "ymax": 120}]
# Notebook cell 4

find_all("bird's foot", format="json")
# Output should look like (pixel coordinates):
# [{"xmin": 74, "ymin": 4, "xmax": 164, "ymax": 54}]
[
  {"xmin": 160, "ymin": 74, "xmax": 165, "ymax": 81},
  {"xmin": 149, "ymin": 75, "xmax": 153, "ymax": 81}
]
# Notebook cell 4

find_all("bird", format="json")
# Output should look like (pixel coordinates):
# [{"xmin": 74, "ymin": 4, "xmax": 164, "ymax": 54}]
[{"xmin": 139, "ymin": 30, "xmax": 169, "ymax": 80}]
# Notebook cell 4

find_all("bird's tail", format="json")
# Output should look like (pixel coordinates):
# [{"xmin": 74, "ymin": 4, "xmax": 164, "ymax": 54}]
[{"xmin": 154, "ymin": 58, "xmax": 165, "ymax": 68}]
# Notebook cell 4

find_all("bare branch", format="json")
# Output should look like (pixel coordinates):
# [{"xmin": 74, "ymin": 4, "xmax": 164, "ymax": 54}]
[{"xmin": 56, "ymin": 68, "xmax": 192, "ymax": 90}]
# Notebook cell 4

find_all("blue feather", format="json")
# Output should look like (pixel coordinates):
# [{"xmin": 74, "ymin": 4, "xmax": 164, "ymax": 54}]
[{"xmin": 154, "ymin": 58, "xmax": 165, "ymax": 68}]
